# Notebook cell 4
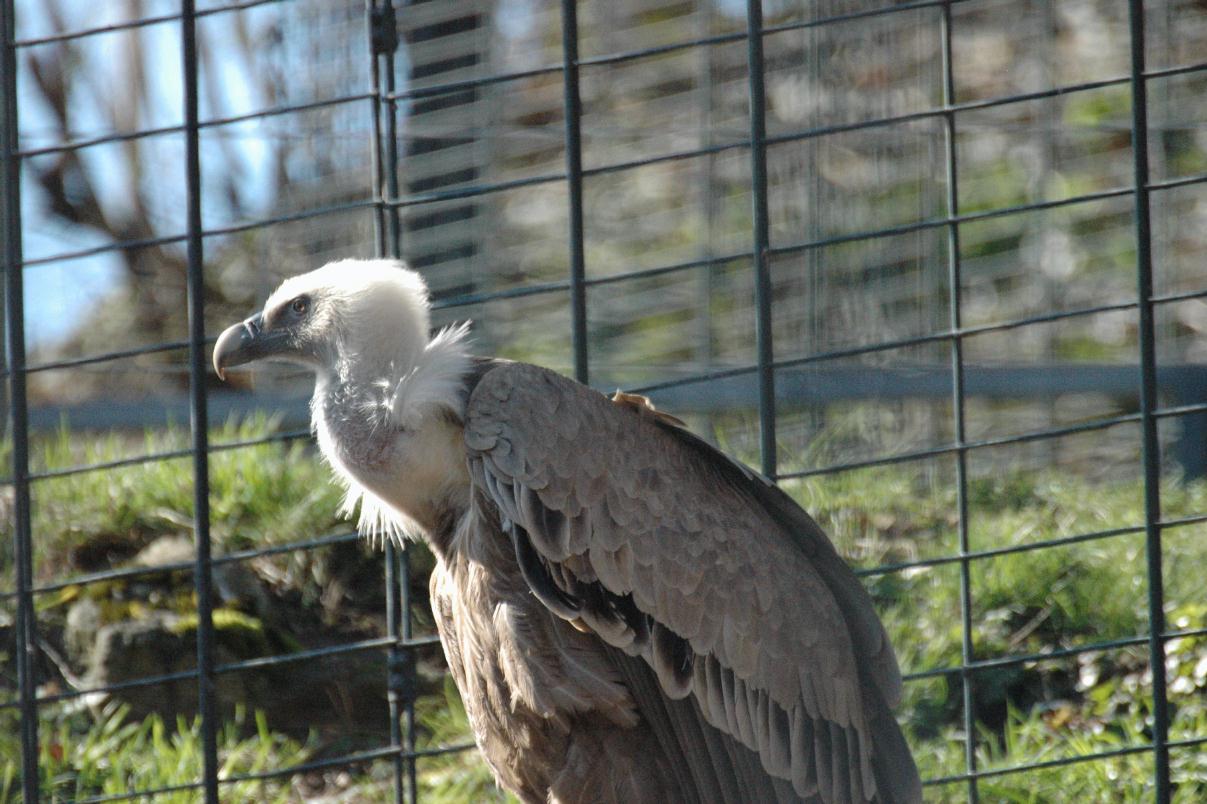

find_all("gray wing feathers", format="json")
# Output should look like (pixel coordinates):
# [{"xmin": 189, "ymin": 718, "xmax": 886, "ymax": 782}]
[
  {"xmin": 608, "ymin": 644, "xmax": 804, "ymax": 804},
  {"xmin": 752, "ymin": 476, "xmax": 905, "ymax": 709},
  {"xmin": 863, "ymin": 675, "xmax": 926, "ymax": 804},
  {"xmin": 465, "ymin": 363, "xmax": 920, "ymax": 804}
]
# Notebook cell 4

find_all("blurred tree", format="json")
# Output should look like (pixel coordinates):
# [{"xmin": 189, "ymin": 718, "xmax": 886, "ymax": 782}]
[{"xmin": 20, "ymin": 0, "xmax": 284, "ymax": 394}]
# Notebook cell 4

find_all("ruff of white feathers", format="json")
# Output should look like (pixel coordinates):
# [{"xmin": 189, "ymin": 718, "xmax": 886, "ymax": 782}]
[{"xmin": 322, "ymin": 321, "xmax": 473, "ymax": 548}]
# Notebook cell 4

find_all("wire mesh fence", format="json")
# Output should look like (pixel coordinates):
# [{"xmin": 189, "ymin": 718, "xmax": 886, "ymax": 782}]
[{"xmin": 3, "ymin": 0, "xmax": 1207, "ymax": 801}]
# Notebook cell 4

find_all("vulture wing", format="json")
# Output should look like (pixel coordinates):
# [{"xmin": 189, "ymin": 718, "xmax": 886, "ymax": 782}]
[{"xmin": 464, "ymin": 363, "xmax": 921, "ymax": 804}]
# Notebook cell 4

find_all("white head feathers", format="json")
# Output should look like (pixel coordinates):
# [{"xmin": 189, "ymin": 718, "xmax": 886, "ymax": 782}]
[{"xmin": 267, "ymin": 258, "xmax": 435, "ymax": 379}]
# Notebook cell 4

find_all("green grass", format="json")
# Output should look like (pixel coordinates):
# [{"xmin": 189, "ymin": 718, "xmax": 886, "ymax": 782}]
[
  {"xmin": 0, "ymin": 704, "xmax": 314, "ymax": 803},
  {"xmin": 11, "ymin": 416, "xmax": 347, "ymax": 578},
  {"xmin": 787, "ymin": 461, "xmax": 1207, "ymax": 800},
  {"xmin": 1, "ymin": 418, "xmax": 1205, "ymax": 801}
]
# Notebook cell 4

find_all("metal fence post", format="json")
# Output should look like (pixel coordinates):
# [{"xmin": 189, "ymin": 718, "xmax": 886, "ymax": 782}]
[
  {"xmin": 181, "ymin": 1, "xmax": 220, "ymax": 800},
  {"xmin": 1, "ymin": 1, "xmax": 39, "ymax": 799},
  {"xmin": 744, "ymin": 0, "xmax": 777, "ymax": 480},
  {"xmin": 558, "ymin": 0, "xmax": 588, "ymax": 385},
  {"xmin": 1126, "ymin": 1, "xmax": 1170, "ymax": 800},
  {"xmin": 939, "ymin": 3, "xmax": 979, "ymax": 801}
]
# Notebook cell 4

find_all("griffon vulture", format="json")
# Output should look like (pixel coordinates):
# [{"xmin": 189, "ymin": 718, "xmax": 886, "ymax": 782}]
[{"xmin": 213, "ymin": 259, "xmax": 921, "ymax": 804}]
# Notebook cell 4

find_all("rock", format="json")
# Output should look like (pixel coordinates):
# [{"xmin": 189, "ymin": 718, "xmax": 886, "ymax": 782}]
[
  {"xmin": 84, "ymin": 609, "xmax": 272, "ymax": 722},
  {"xmin": 64, "ymin": 596, "xmax": 101, "ymax": 668},
  {"xmin": 132, "ymin": 533, "xmax": 270, "ymax": 614},
  {"xmin": 132, "ymin": 534, "xmax": 193, "ymax": 567},
  {"xmin": 85, "ymin": 611, "xmax": 198, "ymax": 720},
  {"xmin": 214, "ymin": 562, "xmax": 270, "ymax": 615},
  {"xmin": 50, "ymin": 534, "xmax": 424, "ymax": 741}
]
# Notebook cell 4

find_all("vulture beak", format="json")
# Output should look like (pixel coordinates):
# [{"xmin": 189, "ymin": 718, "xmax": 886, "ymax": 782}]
[{"xmin": 212, "ymin": 313, "xmax": 283, "ymax": 380}]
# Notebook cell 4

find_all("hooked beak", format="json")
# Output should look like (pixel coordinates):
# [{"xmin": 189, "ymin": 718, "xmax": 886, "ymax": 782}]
[{"xmin": 212, "ymin": 313, "xmax": 284, "ymax": 380}]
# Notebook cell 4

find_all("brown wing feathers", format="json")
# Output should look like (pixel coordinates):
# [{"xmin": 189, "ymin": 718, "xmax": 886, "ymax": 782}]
[{"xmin": 465, "ymin": 363, "xmax": 921, "ymax": 804}]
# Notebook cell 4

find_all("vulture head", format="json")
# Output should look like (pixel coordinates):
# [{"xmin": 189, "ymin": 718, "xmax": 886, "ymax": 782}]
[
  {"xmin": 213, "ymin": 259, "xmax": 473, "ymax": 541},
  {"xmin": 212, "ymin": 259, "xmax": 433, "ymax": 382}
]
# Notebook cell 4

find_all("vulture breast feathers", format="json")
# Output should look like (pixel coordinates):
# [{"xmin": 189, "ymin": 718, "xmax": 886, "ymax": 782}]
[
  {"xmin": 211, "ymin": 261, "xmax": 921, "ymax": 804},
  {"xmin": 464, "ymin": 363, "xmax": 921, "ymax": 804}
]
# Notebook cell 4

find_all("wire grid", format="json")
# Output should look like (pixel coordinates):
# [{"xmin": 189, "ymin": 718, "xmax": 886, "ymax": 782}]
[{"xmin": 3, "ymin": 0, "xmax": 1207, "ymax": 802}]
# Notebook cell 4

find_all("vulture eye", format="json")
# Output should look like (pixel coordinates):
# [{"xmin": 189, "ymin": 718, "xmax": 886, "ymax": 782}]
[{"xmin": 290, "ymin": 296, "xmax": 309, "ymax": 315}]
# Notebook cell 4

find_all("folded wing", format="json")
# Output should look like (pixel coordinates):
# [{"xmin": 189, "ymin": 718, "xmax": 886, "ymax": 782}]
[{"xmin": 464, "ymin": 363, "xmax": 921, "ymax": 804}]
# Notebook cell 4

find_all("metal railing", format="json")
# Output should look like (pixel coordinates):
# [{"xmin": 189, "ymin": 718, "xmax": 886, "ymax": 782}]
[{"xmin": 3, "ymin": 0, "xmax": 1203, "ymax": 802}]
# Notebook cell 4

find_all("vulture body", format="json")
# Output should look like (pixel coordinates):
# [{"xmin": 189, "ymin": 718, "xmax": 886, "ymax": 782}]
[{"xmin": 213, "ymin": 259, "xmax": 922, "ymax": 804}]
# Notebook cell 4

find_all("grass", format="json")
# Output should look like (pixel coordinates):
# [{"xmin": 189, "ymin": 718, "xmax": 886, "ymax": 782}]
[
  {"xmin": 0, "ymin": 703, "xmax": 314, "ymax": 803},
  {"xmin": 27, "ymin": 416, "xmax": 347, "ymax": 561},
  {"xmin": 788, "ymin": 459, "xmax": 1207, "ymax": 800},
  {"xmin": 0, "ymin": 418, "xmax": 1204, "ymax": 801}
]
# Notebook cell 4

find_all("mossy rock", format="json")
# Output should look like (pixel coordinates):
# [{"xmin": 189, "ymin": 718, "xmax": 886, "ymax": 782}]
[{"xmin": 171, "ymin": 607, "xmax": 274, "ymax": 657}]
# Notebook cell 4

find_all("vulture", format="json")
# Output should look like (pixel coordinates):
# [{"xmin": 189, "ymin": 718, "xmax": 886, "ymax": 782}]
[{"xmin": 213, "ymin": 259, "xmax": 922, "ymax": 804}]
